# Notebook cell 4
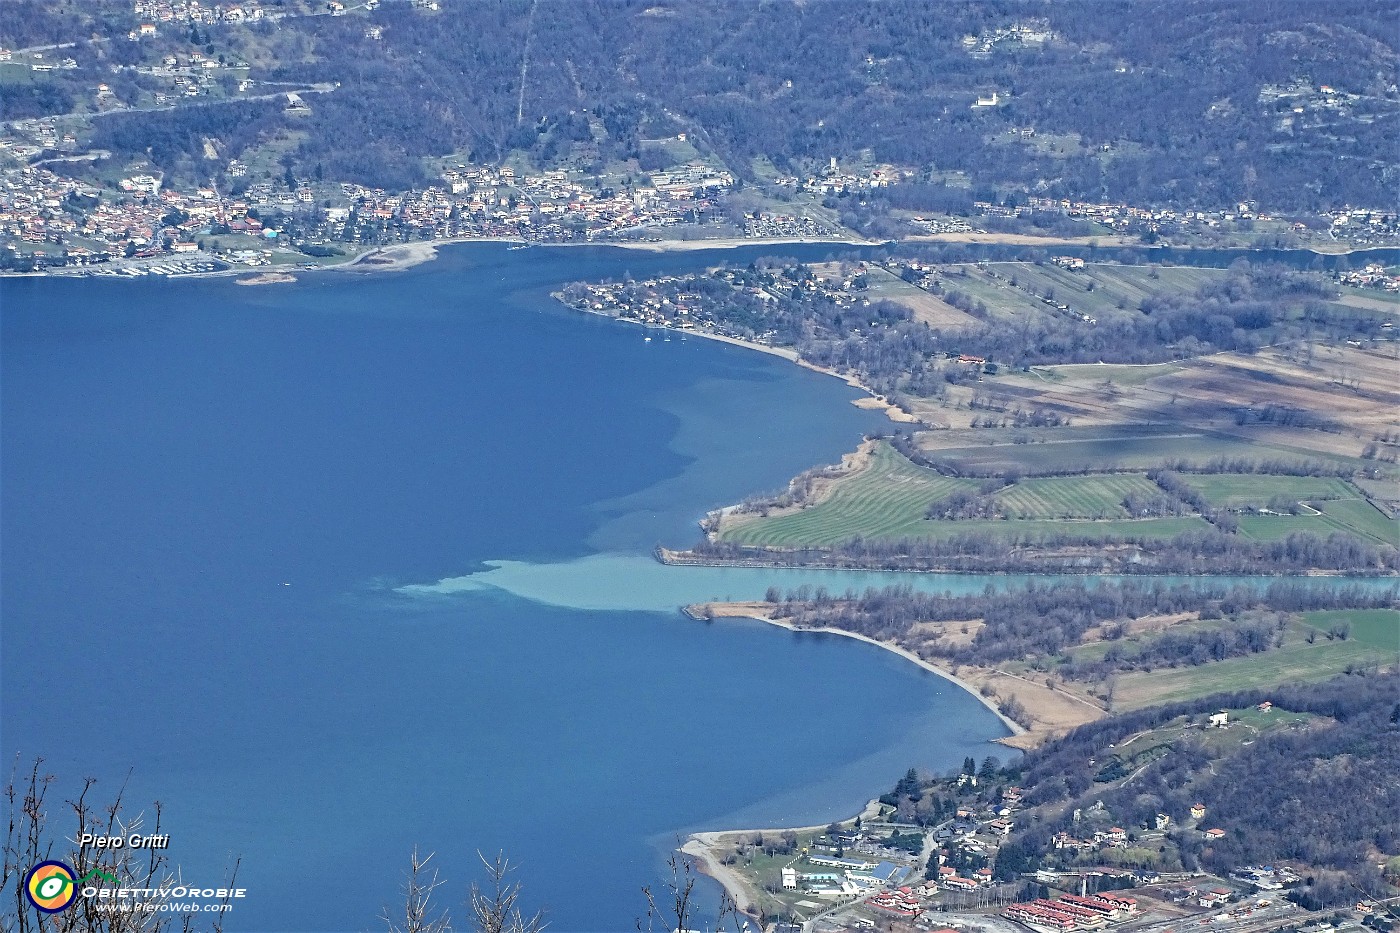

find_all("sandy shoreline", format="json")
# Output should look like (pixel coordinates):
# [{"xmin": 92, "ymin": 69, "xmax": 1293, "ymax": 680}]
[
  {"xmin": 234, "ymin": 271, "xmax": 297, "ymax": 286},
  {"xmin": 685, "ymin": 600, "xmax": 1112, "ymax": 749},
  {"xmin": 689, "ymin": 602, "xmax": 1027, "ymax": 739},
  {"xmin": 330, "ymin": 234, "xmax": 874, "ymax": 275}
]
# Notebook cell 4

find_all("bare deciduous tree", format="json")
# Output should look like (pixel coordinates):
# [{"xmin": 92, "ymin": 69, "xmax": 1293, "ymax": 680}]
[
  {"xmin": 638, "ymin": 847, "xmax": 745, "ymax": 933},
  {"xmin": 467, "ymin": 852, "xmax": 544, "ymax": 933},
  {"xmin": 381, "ymin": 847, "xmax": 452, "ymax": 933},
  {"xmin": 3, "ymin": 756, "xmax": 235, "ymax": 933}
]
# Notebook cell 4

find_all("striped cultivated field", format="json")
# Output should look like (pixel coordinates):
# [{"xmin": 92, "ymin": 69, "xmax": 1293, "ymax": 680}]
[
  {"xmin": 993, "ymin": 473, "xmax": 1162, "ymax": 519},
  {"xmin": 719, "ymin": 445, "xmax": 1214, "ymax": 546},
  {"xmin": 1176, "ymin": 473, "xmax": 1359, "ymax": 509},
  {"xmin": 719, "ymin": 442, "xmax": 976, "ymax": 546}
]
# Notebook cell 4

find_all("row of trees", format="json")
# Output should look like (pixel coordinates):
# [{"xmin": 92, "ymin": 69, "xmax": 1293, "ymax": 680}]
[
  {"xmin": 758, "ymin": 579, "xmax": 1396, "ymax": 669},
  {"xmin": 689, "ymin": 525, "xmax": 1400, "ymax": 575}
]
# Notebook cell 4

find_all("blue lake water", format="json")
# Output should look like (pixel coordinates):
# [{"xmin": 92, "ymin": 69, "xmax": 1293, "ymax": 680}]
[{"xmin": 2, "ymin": 243, "xmax": 1019, "ymax": 931}]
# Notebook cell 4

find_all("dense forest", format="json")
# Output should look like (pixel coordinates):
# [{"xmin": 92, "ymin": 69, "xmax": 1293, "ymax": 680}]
[{"xmin": 4, "ymin": 0, "xmax": 1396, "ymax": 208}]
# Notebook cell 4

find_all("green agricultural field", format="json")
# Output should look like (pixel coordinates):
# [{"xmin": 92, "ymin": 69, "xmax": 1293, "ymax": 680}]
[
  {"xmin": 1235, "ymin": 498, "xmax": 1398, "ymax": 547},
  {"xmin": 864, "ymin": 266, "xmax": 978, "ymax": 328},
  {"xmin": 936, "ymin": 266, "xmax": 1048, "ymax": 319},
  {"xmin": 982, "ymin": 262, "xmax": 1136, "ymax": 319},
  {"xmin": 1316, "ymin": 498, "xmax": 1400, "ymax": 545},
  {"xmin": 927, "ymin": 431, "xmax": 1258, "ymax": 475},
  {"xmin": 720, "ymin": 443, "xmax": 1210, "ymax": 546},
  {"xmin": 1084, "ymin": 264, "xmax": 1226, "ymax": 304},
  {"xmin": 719, "ymin": 442, "xmax": 977, "ymax": 545},
  {"xmin": 974, "ymin": 262, "xmax": 1228, "ymax": 322},
  {"xmin": 1030, "ymin": 362, "xmax": 1184, "ymax": 387},
  {"xmin": 993, "ymin": 473, "xmax": 1163, "ymax": 519},
  {"xmin": 1177, "ymin": 473, "xmax": 1359, "ymax": 509},
  {"xmin": 1107, "ymin": 707, "xmax": 1319, "ymax": 762},
  {"xmin": 1301, "ymin": 609, "xmax": 1400, "ymax": 652},
  {"xmin": 924, "ymin": 427, "xmax": 1373, "ymax": 476},
  {"xmin": 1113, "ymin": 634, "xmax": 1392, "ymax": 709}
]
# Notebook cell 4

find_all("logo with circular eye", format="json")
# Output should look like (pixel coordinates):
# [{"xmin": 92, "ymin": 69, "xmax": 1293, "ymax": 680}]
[{"xmin": 25, "ymin": 861, "xmax": 78, "ymax": 914}]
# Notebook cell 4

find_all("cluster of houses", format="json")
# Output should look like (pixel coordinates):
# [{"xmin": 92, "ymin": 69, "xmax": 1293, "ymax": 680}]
[
  {"xmin": 266, "ymin": 160, "xmax": 731, "ymax": 243},
  {"xmin": 1052, "ymin": 823, "xmax": 1155, "ymax": 853},
  {"xmin": 132, "ymin": 0, "xmax": 268, "ymax": 27},
  {"xmin": 1258, "ymin": 80, "xmax": 1392, "ymax": 136},
  {"xmin": 742, "ymin": 211, "xmax": 839, "ymax": 239},
  {"xmin": 864, "ymin": 885, "xmax": 932, "ymax": 917},
  {"xmin": 1338, "ymin": 263, "xmax": 1400, "ymax": 293},
  {"xmin": 961, "ymin": 20, "xmax": 1057, "ymax": 56},
  {"xmin": 553, "ymin": 259, "xmax": 895, "ymax": 347},
  {"xmin": 908, "ymin": 216, "xmax": 978, "ymax": 235},
  {"xmin": 0, "ymin": 164, "xmax": 265, "ymax": 262},
  {"xmin": 770, "ymin": 159, "xmax": 908, "ymax": 197},
  {"xmin": 1004, "ymin": 892, "xmax": 1140, "ymax": 932}
]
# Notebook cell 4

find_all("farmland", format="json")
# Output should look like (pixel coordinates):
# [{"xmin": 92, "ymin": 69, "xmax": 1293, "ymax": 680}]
[
  {"xmin": 921, "ymin": 427, "xmax": 1285, "ymax": 475},
  {"xmin": 717, "ymin": 442, "xmax": 1213, "ymax": 546},
  {"xmin": 920, "ymin": 341, "xmax": 1400, "ymax": 473},
  {"xmin": 993, "ymin": 473, "xmax": 1162, "ymax": 519},
  {"xmin": 1235, "ymin": 497, "xmax": 1397, "ymax": 546},
  {"xmin": 718, "ymin": 442, "xmax": 976, "ymax": 545},
  {"xmin": 1300, "ymin": 608, "xmax": 1400, "ymax": 650},
  {"xmin": 979, "ymin": 261, "xmax": 1228, "ymax": 322},
  {"xmin": 1113, "ymin": 630, "xmax": 1394, "ymax": 709},
  {"xmin": 859, "ymin": 264, "xmax": 980, "ymax": 328},
  {"xmin": 1176, "ymin": 473, "xmax": 1358, "ymax": 508}
]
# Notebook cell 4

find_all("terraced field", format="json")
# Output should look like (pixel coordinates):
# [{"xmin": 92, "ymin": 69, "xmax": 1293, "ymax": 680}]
[
  {"xmin": 1176, "ymin": 473, "xmax": 1359, "ymax": 509},
  {"xmin": 993, "ymin": 473, "xmax": 1162, "ymax": 519}
]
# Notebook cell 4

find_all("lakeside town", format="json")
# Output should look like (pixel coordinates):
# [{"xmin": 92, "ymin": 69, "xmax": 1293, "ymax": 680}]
[
  {"xmin": 693, "ymin": 731, "xmax": 1389, "ymax": 933},
  {"xmin": 4, "ymin": 140, "xmax": 1399, "ymax": 278}
]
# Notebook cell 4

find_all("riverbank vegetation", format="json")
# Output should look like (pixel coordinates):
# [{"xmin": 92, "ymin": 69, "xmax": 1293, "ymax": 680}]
[{"xmin": 691, "ymin": 581, "xmax": 1397, "ymax": 742}]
